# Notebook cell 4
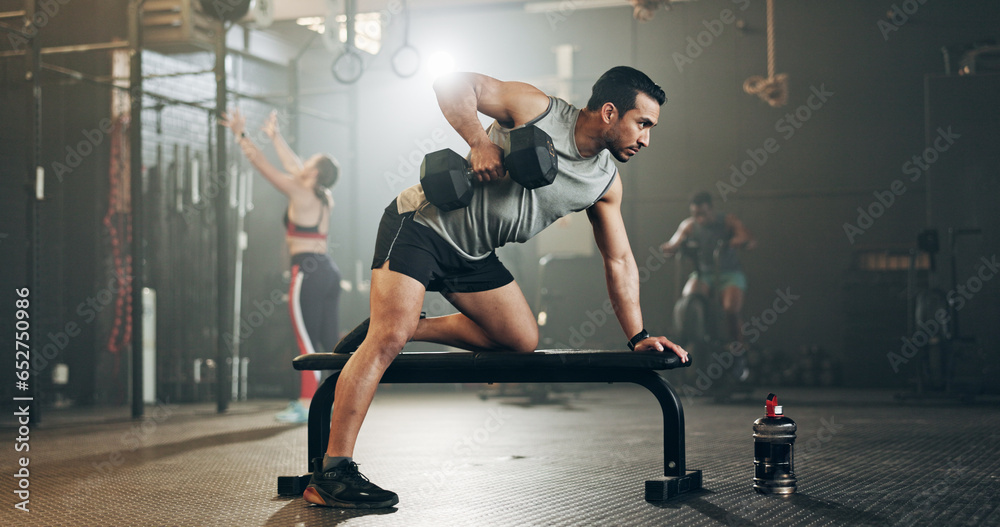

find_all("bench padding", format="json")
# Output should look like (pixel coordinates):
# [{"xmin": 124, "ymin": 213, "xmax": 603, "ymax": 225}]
[{"xmin": 293, "ymin": 349, "xmax": 686, "ymax": 372}]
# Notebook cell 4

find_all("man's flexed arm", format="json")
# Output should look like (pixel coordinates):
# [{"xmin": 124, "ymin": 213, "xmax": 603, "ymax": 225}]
[
  {"xmin": 586, "ymin": 175, "xmax": 689, "ymax": 361},
  {"xmin": 432, "ymin": 73, "xmax": 550, "ymax": 183}
]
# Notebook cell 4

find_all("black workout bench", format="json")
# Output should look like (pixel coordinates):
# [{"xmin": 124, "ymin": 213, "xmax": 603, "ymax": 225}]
[{"xmin": 277, "ymin": 350, "xmax": 702, "ymax": 502}]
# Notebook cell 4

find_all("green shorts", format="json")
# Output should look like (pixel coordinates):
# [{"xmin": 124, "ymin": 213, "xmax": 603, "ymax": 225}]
[{"xmin": 689, "ymin": 270, "xmax": 748, "ymax": 291}]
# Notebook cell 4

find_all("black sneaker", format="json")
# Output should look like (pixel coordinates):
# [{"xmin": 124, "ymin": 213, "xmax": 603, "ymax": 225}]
[
  {"xmin": 303, "ymin": 458, "xmax": 399, "ymax": 508},
  {"xmin": 332, "ymin": 313, "xmax": 425, "ymax": 354}
]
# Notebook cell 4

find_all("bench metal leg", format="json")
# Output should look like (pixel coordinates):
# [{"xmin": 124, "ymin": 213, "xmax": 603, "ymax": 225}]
[
  {"xmin": 631, "ymin": 370, "xmax": 703, "ymax": 501},
  {"xmin": 277, "ymin": 369, "xmax": 342, "ymax": 496},
  {"xmin": 307, "ymin": 369, "xmax": 341, "ymax": 471},
  {"xmin": 281, "ymin": 367, "xmax": 701, "ymax": 501}
]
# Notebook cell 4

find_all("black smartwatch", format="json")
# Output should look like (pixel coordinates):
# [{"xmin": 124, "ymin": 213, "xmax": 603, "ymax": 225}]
[{"xmin": 627, "ymin": 329, "xmax": 650, "ymax": 351}]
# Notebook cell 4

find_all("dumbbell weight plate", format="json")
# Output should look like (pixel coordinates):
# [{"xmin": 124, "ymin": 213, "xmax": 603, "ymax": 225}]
[
  {"xmin": 420, "ymin": 149, "xmax": 474, "ymax": 211},
  {"xmin": 505, "ymin": 126, "xmax": 558, "ymax": 189}
]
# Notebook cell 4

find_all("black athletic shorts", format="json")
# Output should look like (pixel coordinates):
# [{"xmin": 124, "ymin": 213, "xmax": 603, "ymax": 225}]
[{"xmin": 371, "ymin": 199, "xmax": 515, "ymax": 293}]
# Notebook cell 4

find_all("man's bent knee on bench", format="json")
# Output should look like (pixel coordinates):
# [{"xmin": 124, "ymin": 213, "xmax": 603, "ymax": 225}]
[{"xmin": 307, "ymin": 67, "xmax": 686, "ymax": 509}]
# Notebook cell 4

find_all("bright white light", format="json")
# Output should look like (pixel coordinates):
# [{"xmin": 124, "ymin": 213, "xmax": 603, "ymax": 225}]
[
  {"xmin": 296, "ymin": 16, "xmax": 325, "ymax": 33},
  {"xmin": 335, "ymin": 13, "xmax": 383, "ymax": 55},
  {"xmin": 426, "ymin": 51, "xmax": 455, "ymax": 80},
  {"xmin": 297, "ymin": 13, "xmax": 384, "ymax": 54}
]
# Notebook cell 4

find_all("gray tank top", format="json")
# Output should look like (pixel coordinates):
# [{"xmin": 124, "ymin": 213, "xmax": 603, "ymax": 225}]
[{"xmin": 396, "ymin": 97, "xmax": 618, "ymax": 261}]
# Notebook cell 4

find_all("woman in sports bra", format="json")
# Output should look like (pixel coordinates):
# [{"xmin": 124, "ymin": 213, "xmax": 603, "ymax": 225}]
[{"xmin": 221, "ymin": 109, "xmax": 342, "ymax": 423}]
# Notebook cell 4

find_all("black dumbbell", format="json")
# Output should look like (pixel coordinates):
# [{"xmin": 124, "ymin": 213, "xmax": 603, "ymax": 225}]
[{"xmin": 420, "ymin": 125, "xmax": 558, "ymax": 211}]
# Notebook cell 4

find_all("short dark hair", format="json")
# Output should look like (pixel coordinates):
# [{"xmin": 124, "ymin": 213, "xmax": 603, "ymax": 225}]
[
  {"xmin": 313, "ymin": 154, "xmax": 339, "ymax": 206},
  {"xmin": 690, "ymin": 191, "xmax": 713, "ymax": 207},
  {"xmin": 586, "ymin": 66, "xmax": 667, "ymax": 114}
]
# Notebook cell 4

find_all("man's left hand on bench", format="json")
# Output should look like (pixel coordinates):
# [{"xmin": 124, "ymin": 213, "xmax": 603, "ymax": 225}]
[{"xmin": 632, "ymin": 334, "xmax": 690, "ymax": 363}]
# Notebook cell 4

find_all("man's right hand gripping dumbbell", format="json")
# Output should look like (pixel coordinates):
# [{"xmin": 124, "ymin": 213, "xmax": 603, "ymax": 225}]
[{"xmin": 419, "ymin": 125, "xmax": 558, "ymax": 211}]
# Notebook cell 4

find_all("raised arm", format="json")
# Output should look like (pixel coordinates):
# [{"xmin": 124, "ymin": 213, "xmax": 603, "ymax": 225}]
[
  {"xmin": 431, "ymin": 72, "xmax": 551, "ymax": 183},
  {"xmin": 220, "ymin": 109, "xmax": 303, "ymax": 198},
  {"xmin": 262, "ymin": 110, "xmax": 304, "ymax": 174},
  {"xmin": 586, "ymin": 176, "xmax": 688, "ymax": 361}
]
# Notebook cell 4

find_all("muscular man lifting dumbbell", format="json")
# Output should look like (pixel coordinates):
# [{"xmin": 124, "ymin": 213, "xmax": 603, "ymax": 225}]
[
  {"xmin": 421, "ymin": 125, "xmax": 558, "ymax": 210},
  {"xmin": 306, "ymin": 67, "xmax": 687, "ymax": 509}
]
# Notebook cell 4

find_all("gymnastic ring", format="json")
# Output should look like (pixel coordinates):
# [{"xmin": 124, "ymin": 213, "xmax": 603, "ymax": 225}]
[
  {"xmin": 332, "ymin": 48, "xmax": 364, "ymax": 84},
  {"xmin": 391, "ymin": 45, "xmax": 421, "ymax": 78}
]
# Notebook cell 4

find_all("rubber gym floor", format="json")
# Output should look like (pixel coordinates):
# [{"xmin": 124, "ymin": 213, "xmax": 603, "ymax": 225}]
[{"xmin": 3, "ymin": 382, "xmax": 998, "ymax": 526}]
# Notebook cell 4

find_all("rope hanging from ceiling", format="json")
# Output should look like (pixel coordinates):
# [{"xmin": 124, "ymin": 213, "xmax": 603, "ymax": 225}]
[{"xmin": 743, "ymin": 0, "xmax": 788, "ymax": 107}]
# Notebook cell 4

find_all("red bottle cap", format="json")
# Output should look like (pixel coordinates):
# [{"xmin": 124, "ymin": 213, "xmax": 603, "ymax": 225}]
[{"xmin": 766, "ymin": 393, "xmax": 780, "ymax": 417}]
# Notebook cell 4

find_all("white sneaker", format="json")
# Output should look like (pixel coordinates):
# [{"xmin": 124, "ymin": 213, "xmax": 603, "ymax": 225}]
[{"xmin": 275, "ymin": 401, "xmax": 308, "ymax": 423}]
